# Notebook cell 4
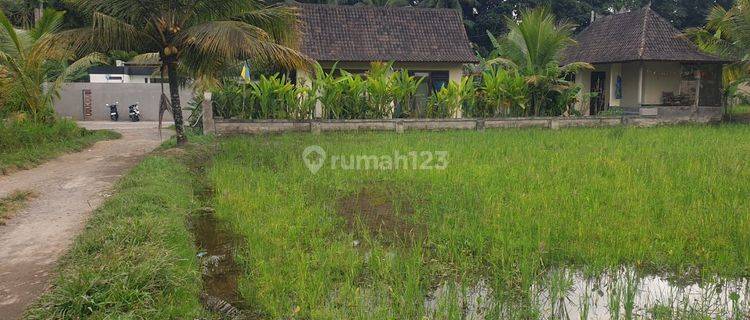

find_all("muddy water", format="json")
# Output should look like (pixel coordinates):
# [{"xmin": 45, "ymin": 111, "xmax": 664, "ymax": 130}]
[
  {"xmin": 425, "ymin": 268, "xmax": 749, "ymax": 319},
  {"xmin": 189, "ymin": 211, "xmax": 247, "ymax": 318}
]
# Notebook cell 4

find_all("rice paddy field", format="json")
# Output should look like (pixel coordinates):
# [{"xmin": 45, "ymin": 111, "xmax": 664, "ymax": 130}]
[{"xmin": 206, "ymin": 125, "xmax": 750, "ymax": 319}]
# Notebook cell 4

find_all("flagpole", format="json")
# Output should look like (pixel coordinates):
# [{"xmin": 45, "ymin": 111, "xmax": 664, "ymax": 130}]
[{"xmin": 242, "ymin": 62, "xmax": 246, "ymax": 115}]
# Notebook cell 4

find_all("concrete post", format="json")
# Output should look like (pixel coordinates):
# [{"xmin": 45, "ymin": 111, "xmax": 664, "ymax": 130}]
[
  {"xmin": 201, "ymin": 91, "xmax": 215, "ymax": 135},
  {"xmin": 476, "ymin": 119, "xmax": 485, "ymax": 131},
  {"xmin": 311, "ymin": 120, "xmax": 321, "ymax": 134},
  {"xmin": 395, "ymin": 120, "xmax": 404, "ymax": 133},
  {"xmin": 693, "ymin": 69, "xmax": 701, "ymax": 119}
]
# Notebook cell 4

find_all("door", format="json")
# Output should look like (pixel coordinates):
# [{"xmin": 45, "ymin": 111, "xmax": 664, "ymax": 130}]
[{"xmin": 589, "ymin": 71, "xmax": 606, "ymax": 115}]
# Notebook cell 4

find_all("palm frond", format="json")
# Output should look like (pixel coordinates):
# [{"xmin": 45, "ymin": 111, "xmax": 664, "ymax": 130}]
[
  {"xmin": 130, "ymin": 52, "xmax": 160, "ymax": 64},
  {"xmin": 178, "ymin": 20, "xmax": 311, "ymax": 71},
  {"xmin": 29, "ymin": 9, "xmax": 64, "ymax": 40},
  {"xmin": 0, "ymin": 9, "xmax": 25, "ymax": 59}
]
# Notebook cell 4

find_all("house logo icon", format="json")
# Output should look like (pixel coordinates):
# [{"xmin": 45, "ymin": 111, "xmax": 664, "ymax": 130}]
[{"xmin": 302, "ymin": 145, "xmax": 326, "ymax": 174}]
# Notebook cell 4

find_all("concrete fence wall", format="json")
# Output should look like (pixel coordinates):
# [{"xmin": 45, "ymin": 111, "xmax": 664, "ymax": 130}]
[
  {"xmin": 54, "ymin": 83, "xmax": 194, "ymax": 121},
  {"xmin": 200, "ymin": 93, "xmax": 725, "ymax": 135}
]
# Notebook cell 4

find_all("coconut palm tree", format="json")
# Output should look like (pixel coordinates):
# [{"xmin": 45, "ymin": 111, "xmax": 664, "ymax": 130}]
[
  {"xmin": 686, "ymin": 0, "xmax": 750, "ymax": 102},
  {"xmin": 51, "ymin": 0, "xmax": 310, "ymax": 145},
  {"xmin": 0, "ymin": 8, "xmax": 104, "ymax": 121},
  {"xmin": 488, "ymin": 7, "xmax": 592, "ymax": 116}
]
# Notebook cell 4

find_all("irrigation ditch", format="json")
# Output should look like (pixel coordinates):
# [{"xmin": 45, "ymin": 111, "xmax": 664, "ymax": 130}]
[{"xmin": 177, "ymin": 142, "xmax": 257, "ymax": 319}]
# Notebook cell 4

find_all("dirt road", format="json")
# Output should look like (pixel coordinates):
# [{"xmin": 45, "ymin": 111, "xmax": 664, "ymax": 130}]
[{"xmin": 0, "ymin": 122, "xmax": 169, "ymax": 319}]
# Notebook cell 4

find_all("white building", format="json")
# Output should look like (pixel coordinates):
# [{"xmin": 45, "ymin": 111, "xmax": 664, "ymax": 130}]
[{"xmin": 88, "ymin": 61, "xmax": 161, "ymax": 84}]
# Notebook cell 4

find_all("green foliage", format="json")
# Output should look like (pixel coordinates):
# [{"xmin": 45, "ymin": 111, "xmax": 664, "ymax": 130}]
[
  {"xmin": 0, "ymin": 118, "xmax": 119, "ymax": 173},
  {"xmin": 56, "ymin": 0, "xmax": 309, "ymax": 144},
  {"xmin": 467, "ymin": 66, "xmax": 528, "ymax": 117},
  {"xmin": 686, "ymin": 0, "xmax": 750, "ymax": 103},
  {"xmin": 365, "ymin": 61, "xmax": 394, "ymax": 118},
  {"xmin": 25, "ymin": 155, "xmax": 205, "ymax": 319},
  {"xmin": 484, "ymin": 7, "xmax": 591, "ymax": 117},
  {"xmin": 0, "ymin": 9, "xmax": 105, "ymax": 122},
  {"xmin": 390, "ymin": 69, "xmax": 423, "ymax": 118},
  {"xmin": 210, "ymin": 126, "xmax": 750, "ymax": 318},
  {"xmin": 212, "ymin": 74, "xmax": 314, "ymax": 120},
  {"xmin": 427, "ymin": 75, "xmax": 474, "ymax": 118}
]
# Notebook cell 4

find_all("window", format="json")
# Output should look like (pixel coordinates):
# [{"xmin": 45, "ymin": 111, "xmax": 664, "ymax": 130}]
[
  {"xmin": 406, "ymin": 70, "xmax": 451, "ymax": 117},
  {"xmin": 680, "ymin": 64, "xmax": 722, "ymax": 107}
]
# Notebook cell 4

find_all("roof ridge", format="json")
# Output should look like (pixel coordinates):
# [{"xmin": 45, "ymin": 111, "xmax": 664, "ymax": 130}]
[
  {"xmin": 293, "ymin": 2, "xmax": 459, "ymax": 13},
  {"xmin": 637, "ymin": 5, "xmax": 650, "ymax": 59}
]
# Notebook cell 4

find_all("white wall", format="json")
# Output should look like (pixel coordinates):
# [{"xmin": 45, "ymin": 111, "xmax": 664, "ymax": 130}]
[
  {"xmin": 642, "ymin": 62, "xmax": 681, "ymax": 105},
  {"xmin": 90, "ymin": 74, "xmax": 156, "ymax": 84},
  {"xmin": 54, "ymin": 83, "xmax": 194, "ymax": 121},
  {"xmin": 621, "ymin": 62, "xmax": 641, "ymax": 108}
]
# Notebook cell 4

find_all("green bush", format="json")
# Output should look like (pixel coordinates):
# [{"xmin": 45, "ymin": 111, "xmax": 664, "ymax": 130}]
[
  {"xmin": 210, "ymin": 60, "xmax": 586, "ymax": 120},
  {"xmin": 212, "ymin": 74, "xmax": 314, "ymax": 120}
]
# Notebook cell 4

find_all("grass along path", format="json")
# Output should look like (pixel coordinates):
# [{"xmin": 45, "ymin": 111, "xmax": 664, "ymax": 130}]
[
  {"xmin": 0, "ymin": 120, "xmax": 120, "ymax": 174},
  {"xmin": 23, "ymin": 150, "xmax": 207, "ymax": 319},
  {"xmin": 0, "ymin": 190, "xmax": 35, "ymax": 225},
  {"xmin": 208, "ymin": 125, "xmax": 750, "ymax": 319}
]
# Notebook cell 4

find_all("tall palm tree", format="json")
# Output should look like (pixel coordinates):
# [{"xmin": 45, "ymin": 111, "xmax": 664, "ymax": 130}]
[
  {"xmin": 488, "ymin": 7, "xmax": 591, "ymax": 116},
  {"xmin": 51, "ymin": 0, "xmax": 309, "ymax": 145},
  {"xmin": 0, "ymin": 8, "xmax": 104, "ymax": 121},
  {"xmin": 686, "ymin": 0, "xmax": 750, "ymax": 101}
]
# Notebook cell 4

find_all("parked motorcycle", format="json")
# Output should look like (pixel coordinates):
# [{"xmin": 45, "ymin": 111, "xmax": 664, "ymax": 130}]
[
  {"xmin": 128, "ymin": 102, "xmax": 141, "ymax": 122},
  {"xmin": 107, "ymin": 101, "xmax": 119, "ymax": 121}
]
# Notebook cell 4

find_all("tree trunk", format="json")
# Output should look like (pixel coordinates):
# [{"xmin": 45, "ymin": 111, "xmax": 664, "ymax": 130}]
[{"xmin": 166, "ymin": 61, "xmax": 187, "ymax": 145}]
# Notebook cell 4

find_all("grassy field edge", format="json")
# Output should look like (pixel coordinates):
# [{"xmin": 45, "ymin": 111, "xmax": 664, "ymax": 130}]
[
  {"xmin": 23, "ymin": 148, "xmax": 206, "ymax": 319},
  {"xmin": 0, "ymin": 121, "xmax": 121, "ymax": 175}
]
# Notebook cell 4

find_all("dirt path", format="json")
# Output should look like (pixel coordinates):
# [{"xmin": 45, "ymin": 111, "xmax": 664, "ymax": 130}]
[{"xmin": 0, "ymin": 121, "xmax": 170, "ymax": 319}]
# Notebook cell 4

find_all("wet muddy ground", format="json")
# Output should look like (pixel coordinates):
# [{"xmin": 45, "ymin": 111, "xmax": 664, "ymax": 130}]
[{"xmin": 190, "ymin": 210, "xmax": 250, "ymax": 319}]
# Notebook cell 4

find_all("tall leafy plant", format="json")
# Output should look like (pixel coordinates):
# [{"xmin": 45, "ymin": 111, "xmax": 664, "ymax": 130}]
[
  {"xmin": 52, "ymin": 0, "xmax": 309, "ymax": 144},
  {"xmin": 473, "ymin": 66, "xmax": 528, "ymax": 117},
  {"xmin": 488, "ymin": 7, "xmax": 591, "ymax": 116},
  {"xmin": 427, "ymin": 76, "xmax": 474, "ymax": 118},
  {"xmin": 365, "ymin": 61, "xmax": 394, "ymax": 118},
  {"xmin": 390, "ymin": 69, "xmax": 422, "ymax": 118},
  {"xmin": 0, "ymin": 9, "xmax": 104, "ymax": 122},
  {"xmin": 686, "ymin": 0, "xmax": 750, "ymax": 102},
  {"xmin": 338, "ymin": 71, "xmax": 369, "ymax": 119}
]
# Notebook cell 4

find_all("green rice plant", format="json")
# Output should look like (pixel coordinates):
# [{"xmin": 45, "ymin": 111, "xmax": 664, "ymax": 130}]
[{"xmin": 207, "ymin": 125, "xmax": 750, "ymax": 318}]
